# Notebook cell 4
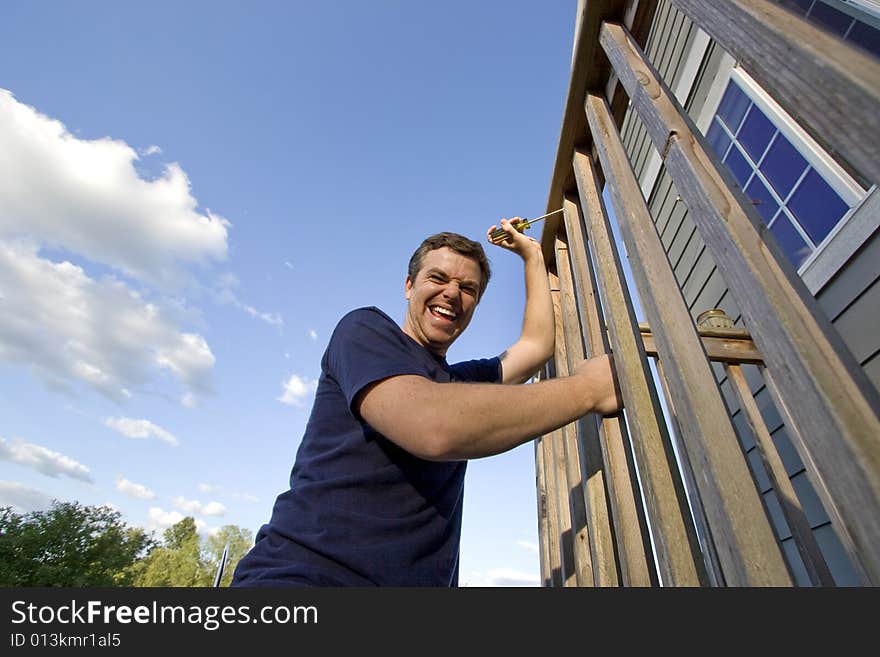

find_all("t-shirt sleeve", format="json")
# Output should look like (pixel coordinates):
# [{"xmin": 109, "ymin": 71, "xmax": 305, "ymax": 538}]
[
  {"xmin": 327, "ymin": 308, "xmax": 431, "ymax": 410},
  {"xmin": 449, "ymin": 357, "xmax": 502, "ymax": 384}
]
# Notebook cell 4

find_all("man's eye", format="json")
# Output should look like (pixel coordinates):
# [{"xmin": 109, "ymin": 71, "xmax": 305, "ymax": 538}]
[{"xmin": 461, "ymin": 286, "xmax": 477, "ymax": 296}]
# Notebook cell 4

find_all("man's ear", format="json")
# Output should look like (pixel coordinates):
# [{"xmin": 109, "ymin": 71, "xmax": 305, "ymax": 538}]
[{"xmin": 404, "ymin": 276, "xmax": 413, "ymax": 301}]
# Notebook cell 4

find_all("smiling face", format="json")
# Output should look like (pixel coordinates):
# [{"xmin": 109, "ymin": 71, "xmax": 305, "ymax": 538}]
[{"xmin": 402, "ymin": 246, "xmax": 483, "ymax": 356}]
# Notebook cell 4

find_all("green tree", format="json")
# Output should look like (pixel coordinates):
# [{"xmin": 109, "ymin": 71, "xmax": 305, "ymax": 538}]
[
  {"xmin": 204, "ymin": 524, "xmax": 253, "ymax": 587},
  {"xmin": 131, "ymin": 518, "xmax": 253, "ymax": 587},
  {"xmin": 0, "ymin": 502, "xmax": 153, "ymax": 586}
]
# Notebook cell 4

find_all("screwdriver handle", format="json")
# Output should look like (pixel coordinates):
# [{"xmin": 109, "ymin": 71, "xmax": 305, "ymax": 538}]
[{"xmin": 489, "ymin": 219, "xmax": 530, "ymax": 244}]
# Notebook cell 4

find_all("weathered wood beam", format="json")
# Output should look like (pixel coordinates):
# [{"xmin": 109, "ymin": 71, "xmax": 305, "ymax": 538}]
[
  {"xmin": 534, "ymin": 434, "xmax": 553, "ymax": 587},
  {"xmin": 641, "ymin": 330, "xmax": 764, "ymax": 364},
  {"xmin": 600, "ymin": 19, "xmax": 880, "ymax": 584},
  {"xmin": 585, "ymin": 93, "xmax": 792, "ymax": 586},
  {"xmin": 555, "ymin": 236, "xmax": 619, "ymax": 586},
  {"xmin": 572, "ymin": 148, "xmax": 708, "ymax": 586},
  {"xmin": 541, "ymin": 1, "xmax": 659, "ymax": 265},
  {"xmin": 548, "ymin": 276, "xmax": 582, "ymax": 586},
  {"xmin": 562, "ymin": 195, "xmax": 657, "ymax": 586},
  {"xmin": 669, "ymin": 0, "xmax": 880, "ymax": 185}
]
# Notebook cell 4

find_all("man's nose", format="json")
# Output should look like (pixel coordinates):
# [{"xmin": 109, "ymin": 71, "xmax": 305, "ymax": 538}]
[{"xmin": 441, "ymin": 282, "xmax": 461, "ymax": 301}]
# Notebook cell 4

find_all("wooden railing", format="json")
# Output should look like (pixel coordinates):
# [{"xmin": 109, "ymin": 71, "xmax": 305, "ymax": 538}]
[{"xmin": 534, "ymin": 0, "xmax": 880, "ymax": 586}]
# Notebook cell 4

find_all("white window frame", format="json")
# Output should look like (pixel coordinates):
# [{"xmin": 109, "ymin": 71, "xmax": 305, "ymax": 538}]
[{"xmin": 695, "ymin": 64, "xmax": 876, "ymax": 294}]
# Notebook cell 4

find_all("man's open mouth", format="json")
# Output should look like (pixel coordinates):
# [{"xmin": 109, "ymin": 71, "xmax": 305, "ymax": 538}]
[{"xmin": 430, "ymin": 305, "xmax": 457, "ymax": 321}]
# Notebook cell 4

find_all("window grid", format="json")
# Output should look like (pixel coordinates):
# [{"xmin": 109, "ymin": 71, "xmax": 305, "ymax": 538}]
[{"xmin": 710, "ymin": 103, "xmax": 822, "ymax": 260}]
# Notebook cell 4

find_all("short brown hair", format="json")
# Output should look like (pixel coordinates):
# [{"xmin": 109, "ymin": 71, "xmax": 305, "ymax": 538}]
[{"xmin": 408, "ymin": 232, "xmax": 491, "ymax": 298}]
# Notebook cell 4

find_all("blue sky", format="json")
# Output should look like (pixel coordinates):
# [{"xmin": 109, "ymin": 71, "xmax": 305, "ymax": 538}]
[{"xmin": 0, "ymin": 1, "xmax": 581, "ymax": 586}]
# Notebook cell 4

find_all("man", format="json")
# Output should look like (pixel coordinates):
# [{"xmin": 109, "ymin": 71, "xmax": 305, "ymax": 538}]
[{"xmin": 231, "ymin": 219, "xmax": 620, "ymax": 587}]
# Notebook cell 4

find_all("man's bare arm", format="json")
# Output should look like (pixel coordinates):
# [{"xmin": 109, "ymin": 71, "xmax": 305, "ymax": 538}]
[
  {"xmin": 486, "ymin": 218, "xmax": 555, "ymax": 384},
  {"xmin": 356, "ymin": 355, "xmax": 620, "ymax": 461}
]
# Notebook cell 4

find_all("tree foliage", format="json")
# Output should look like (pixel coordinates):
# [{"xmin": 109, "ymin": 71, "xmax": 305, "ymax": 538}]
[
  {"xmin": 131, "ymin": 518, "xmax": 253, "ymax": 587},
  {"xmin": 0, "ymin": 502, "xmax": 154, "ymax": 586},
  {"xmin": 1, "ymin": 502, "xmax": 254, "ymax": 587}
]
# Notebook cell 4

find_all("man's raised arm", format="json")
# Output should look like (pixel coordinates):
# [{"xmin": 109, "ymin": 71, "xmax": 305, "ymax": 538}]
[{"xmin": 486, "ymin": 218, "xmax": 555, "ymax": 384}]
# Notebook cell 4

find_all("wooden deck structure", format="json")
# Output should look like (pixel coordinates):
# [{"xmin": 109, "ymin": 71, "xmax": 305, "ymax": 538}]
[{"xmin": 534, "ymin": 0, "xmax": 880, "ymax": 586}]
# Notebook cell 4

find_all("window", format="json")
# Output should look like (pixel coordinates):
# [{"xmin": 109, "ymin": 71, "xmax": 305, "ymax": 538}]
[
  {"xmin": 778, "ymin": 0, "xmax": 880, "ymax": 59},
  {"xmin": 704, "ymin": 70, "xmax": 866, "ymax": 270}
]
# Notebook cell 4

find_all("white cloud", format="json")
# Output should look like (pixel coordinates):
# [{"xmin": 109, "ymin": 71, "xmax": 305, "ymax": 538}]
[
  {"xmin": 141, "ymin": 145, "xmax": 162, "ymax": 156},
  {"xmin": 278, "ymin": 374, "xmax": 317, "ymax": 406},
  {"xmin": 198, "ymin": 483, "xmax": 221, "ymax": 494},
  {"xmin": 462, "ymin": 568, "xmax": 540, "ymax": 587},
  {"xmin": 147, "ymin": 506, "xmax": 213, "ymax": 535},
  {"xmin": 171, "ymin": 495, "xmax": 226, "ymax": 517},
  {"xmin": 181, "ymin": 392, "xmax": 197, "ymax": 408},
  {"xmin": 0, "ymin": 242, "xmax": 215, "ymax": 400},
  {"xmin": 104, "ymin": 417, "xmax": 179, "ymax": 446},
  {"xmin": 0, "ymin": 89, "xmax": 229, "ymax": 290},
  {"xmin": 147, "ymin": 506, "xmax": 186, "ymax": 531},
  {"xmin": 0, "ymin": 481, "xmax": 54, "ymax": 513},
  {"xmin": 308, "ymin": 329, "xmax": 318, "ymax": 341},
  {"xmin": 517, "ymin": 540, "xmax": 539, "ymax": 553},
  {"xmin": 284, "ymin": 261, "xmax": 293, "ymax": 269},
  {"xmin": 115, "ymin": 476, "xmax": 155, "ymax": 500},
  {"xmin": 0, "ymin": 436, "xmax": 93, "ymax": 482}
]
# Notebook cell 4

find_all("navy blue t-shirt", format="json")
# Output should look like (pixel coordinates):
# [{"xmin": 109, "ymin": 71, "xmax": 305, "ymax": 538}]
[{"xmin": 232, "ymin": 307, "xmax": 501, "ymax": 586}]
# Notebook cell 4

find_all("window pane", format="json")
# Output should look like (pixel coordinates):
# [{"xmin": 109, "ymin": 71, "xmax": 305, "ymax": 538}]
[
  {"xmin": 787, "ymin": 168, "xmax": 849, "ymax": 244},
  {"xmin": 738, "ymin": 105, "xmax": 777, "ymax": 162},
  {"xmin": 808, "ymin": 2, "xmax": 853, "ymax": 36},
  {"xmin": 745, "ymin": 176, "xmax": 780, "ymax": 224},
  {"xmin": 847, "ymin": 21, "xmax": 880, "ymax": 58},
  {"xmin": 716, "ymin": 83, "xmax": 750, "ymax": 133},
  {"xmin": 770, "ymin": 213, "xmax": 812, "ymax": 268},
  {"xmin": 706, "ymin": 119, "xmax": 731, "ymax": 158},
  {"xmin": 724, "ymin": 145, "xmax": 753, "ymax": 188},
  {"xmin": 759, "ymin": 134, "xmax": 808, "ymax": 198}
]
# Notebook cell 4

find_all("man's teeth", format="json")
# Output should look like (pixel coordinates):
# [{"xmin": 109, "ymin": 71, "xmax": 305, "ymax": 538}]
[{"xmin": 431, "ymin": 306, "xmax": 456, "ymax": 319}]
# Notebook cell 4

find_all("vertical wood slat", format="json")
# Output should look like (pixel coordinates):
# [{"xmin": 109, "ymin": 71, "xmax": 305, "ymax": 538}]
[
  {"xmin": 562, "ymin": 195, "xmax": 657, "ymax": 586},
  {"xmin": 585, "ymin": 92, "xmax": 792, "ymax": 585},
  {"xmin": 543, "ymin": 428, "xmax": 567, "ymax": 587},
  {"xmin": 549, "ymin": 269, "xmax": 596, "ymax": 586},
  {"xmin": 539, "ymin": 362, "xmax": 565, "ymax": 587},
  {"xmin": 548, "ymin": 276, "xmax": 581, "ymax": 587},
  {"xmin": 600, "ymin": 20, "xmax": 880, "ymax": 584},
  {"xmin": 669, "ymin": 0, "xmax": 880, "ymax": 185},
  {"xmin": 555, "ymin": 236, "xmax": 619, "ymax": 586},
  {"xmin": 652, "ymin": 358, "xmax": 724, "ymax": 586},
  {"xmin": 534, "ymin": 435, "xmax": 553, "ymax": 587},
  {"xmin": 725, "ymin": 364, "xmax": 836, "ymax": 587},
  {"xmin": 572, "ymin": 148, "xmax": 707, "ymax": 586}
]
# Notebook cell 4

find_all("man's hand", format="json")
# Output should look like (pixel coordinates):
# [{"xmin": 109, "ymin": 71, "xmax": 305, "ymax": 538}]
[
  {"xmin": 573, "ymin": 354, "xmax": 623, "ymax": 416},
  {"xmin": 486, "ymin": 217, "xmax": 543, "ymax": 262}
]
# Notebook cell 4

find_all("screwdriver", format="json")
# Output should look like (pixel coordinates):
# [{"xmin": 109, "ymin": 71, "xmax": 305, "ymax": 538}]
[{"xmin": 488, "ymin": 208, "xmax": 564, "ymax": 244}]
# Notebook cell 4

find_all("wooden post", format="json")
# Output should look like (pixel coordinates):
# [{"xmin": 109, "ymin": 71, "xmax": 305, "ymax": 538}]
[
  {"xmin": 555, "ymin": 236, "xmax": 619, "ymax": 586},
  {"xmin": 534, "ymin": 434, "xmax": 553, "ymax": 587},
  {"xmin": 572, "ymin": 148, "xmax": 707, "ymax": 586},
  {"xmin": 669, "ymin": 0, "xmax": 880, "ymax": 185},
  {"xmin": 562, "ymin": 194, "xmax": 657, "ymax": 586},
  {"xmin": 600, "ymin": 19, "xmax": 880, "ymax": 583},
  {"xmin": 585, "ymin": 91, "xmax": 792, "ymax": 585},
  {"xmin": 548, "ymin": 276, "xmax": 580, "ymax": 587}
]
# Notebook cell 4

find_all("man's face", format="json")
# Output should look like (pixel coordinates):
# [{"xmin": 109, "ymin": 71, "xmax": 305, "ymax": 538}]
[{"xmin": 403, "ymin": 246, "xmax": 482, "ymax": 356}]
